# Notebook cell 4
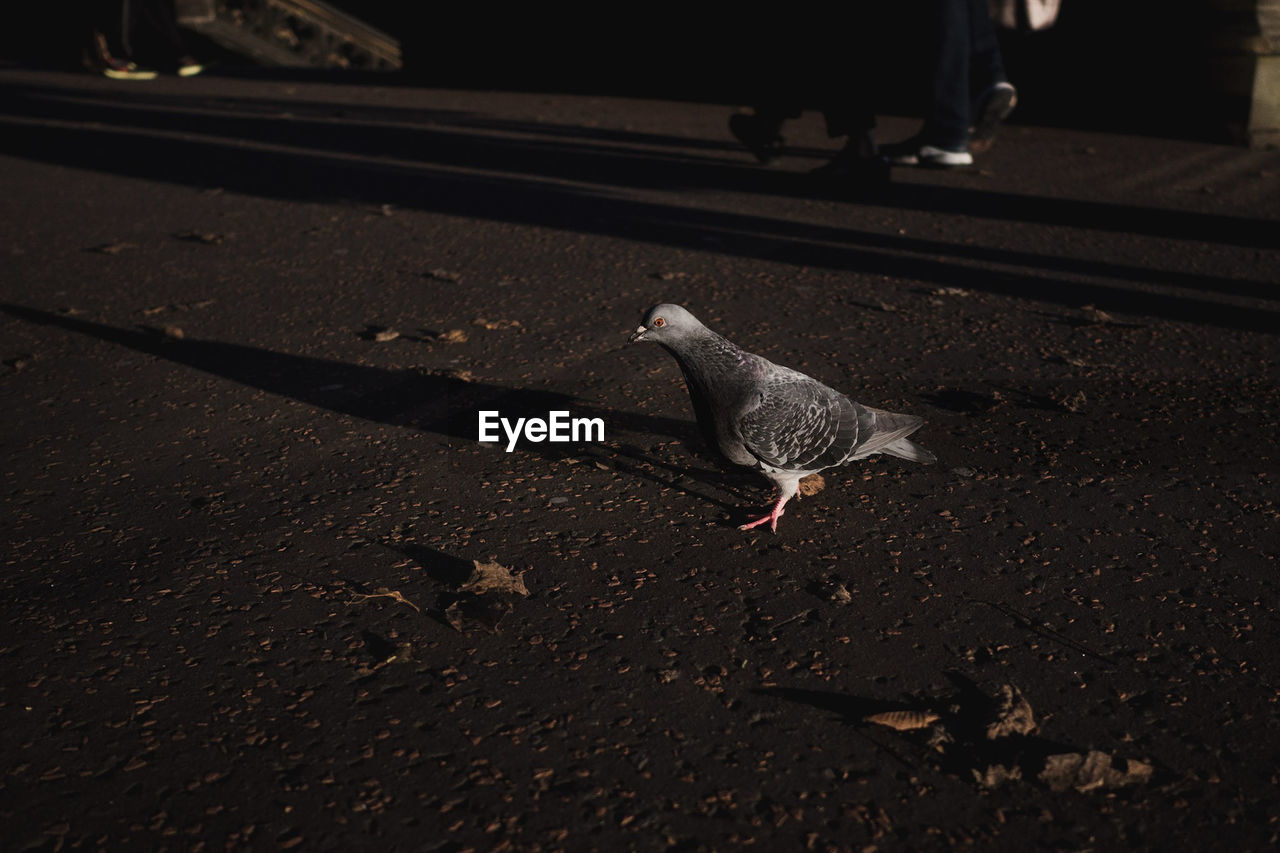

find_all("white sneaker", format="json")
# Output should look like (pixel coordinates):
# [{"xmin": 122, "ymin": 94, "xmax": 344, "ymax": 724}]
[
  {"xmin": 971, "ymin": 82, "xmax": 1017, "ymax": 153},
  {"xmin": 883, "ymin": 139, "xmax": 973, "ymax": 168}
]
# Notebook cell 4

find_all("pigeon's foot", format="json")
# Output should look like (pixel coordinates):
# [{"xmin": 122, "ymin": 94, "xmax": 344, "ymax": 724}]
[{"xmin": 738, "ymin": 498, "xmax": 788, "ymax": 533}]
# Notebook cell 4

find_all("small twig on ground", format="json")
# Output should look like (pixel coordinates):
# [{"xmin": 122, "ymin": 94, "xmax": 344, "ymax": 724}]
[{"xmin": 349, "ymin": 587, "xmax": 421, "ymax": 613}]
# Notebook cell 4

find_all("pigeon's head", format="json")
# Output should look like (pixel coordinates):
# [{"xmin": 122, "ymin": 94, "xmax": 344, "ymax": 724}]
[{"xmin": 629, "ymin": 303, "xmax": 704, "ymax": 344}]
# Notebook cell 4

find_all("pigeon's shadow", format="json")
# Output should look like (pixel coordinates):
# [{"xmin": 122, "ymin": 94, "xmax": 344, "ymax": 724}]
[
  {"xmin": 1, "ymin": 303, "xmax": 750, "ymax": 509},
  {"xmin": 921, "ymin": 388, "xmax": 1007, "ymax": 414}
]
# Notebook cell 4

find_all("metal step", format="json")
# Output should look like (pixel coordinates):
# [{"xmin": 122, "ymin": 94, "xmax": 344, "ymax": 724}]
[{"xmin": 176, "ymin": 0, "xmax": 400, "ymax": 70}]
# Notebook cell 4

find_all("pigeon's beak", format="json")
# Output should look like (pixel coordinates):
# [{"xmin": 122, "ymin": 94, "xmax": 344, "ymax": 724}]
[{"xmin": 628, "ymin": 325, "xmax": 649, "ymax": 343}]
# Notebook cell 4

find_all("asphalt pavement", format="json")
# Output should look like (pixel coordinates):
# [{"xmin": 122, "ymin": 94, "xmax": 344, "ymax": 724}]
[{"xmin": 2, "ymin": 66, "xmax": 1279, "ymax": 851}]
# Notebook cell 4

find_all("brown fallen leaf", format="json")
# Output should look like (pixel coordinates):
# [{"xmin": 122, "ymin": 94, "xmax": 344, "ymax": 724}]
[
  {"xmin": 438, "ymin": 329, "xmax": 469, "ymax": 344},
  {"xmin": 864, "ymin": 710, "xmax": 940, "ymax": 731},
  {"xmin": 460, "ymin": 560, "xmax": 529, "ymax": 597},
  {"xmin": 3, "ymin": 354, "xmax": 33, "ymax": 374},
  {"xmin": 384, "ymin": 642, "xmax": 414, "ymax": 664},
  {"xmin": 91, "ymin": 241, "xmax": 138, "ymax": 255},
  {"xmin": 1039, "ymin": 750, "xmax": 1153, "ymax": 793},
  {"xmin": 974, "ymin": 763, "xmax": 1023, "ymax": 789},
  {"xmin": 798, "ymin": 473, "xmax": 825, "ymax": 496},
  {"xmin": 175, "ymin": 231, "xmax": 225, "ymax": 244},
  {"xmin": 349, "ymin": 587, "xmax": 421, "ymax": 612},
  {"xmin": 372, "ymin": 328, "xmax": 400, "ymax": 342},
  {"xmin": 1080, "ymin": 304, "xmax": 1115, "ymax": 324},
  {"xmin": 436, "ymin": 367, "xmax": 474, "ymax": 382},
  {"xmin": 425, "ymin": 268, "xmax": 462, "ymax": 282},
  {"xmin": 986, "ymin": 684, "xmax": 1037, "ymax": 739},
  {"xmin": 471, "ymin": 317, "xmax": 521, "ymax": 330},
  {"xmin": 1059, "ymin": 390, "xmax": 1087, "ymax": 413}
]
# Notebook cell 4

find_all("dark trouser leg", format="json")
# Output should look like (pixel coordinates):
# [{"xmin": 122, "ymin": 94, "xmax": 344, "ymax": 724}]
[
  {"xmin": 967, "ymin": 0, "xmax": 1007, "ymax": 98},
  {"xmin": 125, "ymin": 0, "xmax": 190, "ymax": 65},
  {"xmin": 925, "ymin": 0, "xmax": 971, "ymax": 150}
]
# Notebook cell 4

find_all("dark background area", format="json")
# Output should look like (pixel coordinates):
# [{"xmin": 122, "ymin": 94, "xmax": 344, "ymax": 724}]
[{"xmin": 0, "ymin": 1, "xmax": 1254, "ymax": 142}]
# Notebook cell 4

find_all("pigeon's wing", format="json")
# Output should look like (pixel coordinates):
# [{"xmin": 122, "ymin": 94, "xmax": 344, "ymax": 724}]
[{"xmin": 734, "ymin": 373, "xmax": 860, "ymax": 472}]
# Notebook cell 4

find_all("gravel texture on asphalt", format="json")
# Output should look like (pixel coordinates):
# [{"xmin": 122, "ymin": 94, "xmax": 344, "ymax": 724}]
[{"xmin": 2, "ymin": 68, "xmax": 1278, "ymax": 851}]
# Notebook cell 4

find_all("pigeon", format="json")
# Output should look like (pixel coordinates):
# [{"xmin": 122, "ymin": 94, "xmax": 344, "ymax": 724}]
[{"xmin": 628, "ymin": 303, "xmax": 935, "ymax": 532}]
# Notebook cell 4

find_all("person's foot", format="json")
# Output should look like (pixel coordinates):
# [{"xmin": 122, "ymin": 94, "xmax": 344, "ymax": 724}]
[
  {"xmin": 176, "ymin": 57, "xmax": 205, "ymax": 78},
  {"xmin": 83, "ymin": 33, "xmax": 157, "ymax": 80},
  {"xmin": 881, "ymin": 137, "xmax": 973, "ymax": 168},
  {"xmin": 103, "ymin": 60, "xmax": 158, "ymax": 81},
  {"xmin": 970, "ymin": 81, "xmax": 1017, "ymax": 154},
  {"xmin": 729, "ymin": 112, "xmax": 785, "ymax": 164}
]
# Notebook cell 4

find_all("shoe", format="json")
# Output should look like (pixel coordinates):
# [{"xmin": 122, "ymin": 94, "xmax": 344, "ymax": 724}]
[
  {"xmin": 84, "ymin": 33, "xmax": 157, "ymax": 80},
  {"xmin": 177, "ymin": 57, "xmax": 205, "ymax": 77},
  {"xmin": 729, "ymin": 112, "xmax": 785, "ymax": 164},
  {"xmin": 970, "ymin": 82, "xmax": 1017, "ymax": 154},
  {"xmin": 102, "ymin": 60, "xmax": 158, "ymax": 81},
  {"xmin": 881, "ymin": 137, "xmax": 973, "ymax": 168}
]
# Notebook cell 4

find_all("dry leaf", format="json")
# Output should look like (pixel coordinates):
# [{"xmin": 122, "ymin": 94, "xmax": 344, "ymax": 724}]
[
  {"xmin": 3, "ymin": 354, "xmax": 33, "ymax": 374},
  {"xmin": 1059, "ymin": 390, "xmax": 1087, "ymax": 413},
  {"xmin": 175, "ymin": 231, "xmax": 224, "ymax": 244},
  {"xmin": 974, "ymin": 764, "xmax": 1022, "ymax": 789},
  {"xmin": 92, "ymin": 242, "xmax": 138, "ymax": 255},
  {"xmin": 460, "ymin": 560, "xmax": 529, "ymax": 597},
  {"xmin": 162, "ymin": 325, "xmax": 185, "ymax": 340},
  {"xmin": 349, "ymin": 587, "xmax": 421, "ymax": 612},
  {"xmin": 933, "ymin": 286, "xmax": 970, "ymax": 297},
  {"xmin": 384, "ymin": 642, "xmax": 414, "ymax": 664},
  {"xmin": 798, "ymin": 473, "xmax": 825, "ymax": 496},
  {"xmin": 373, "ymin": 328, "xmax": 400, "ymax": 342},
  {"xmin": 438, "ymin": 368, "xmax": 474, "ymax": 382},
  {"xmin": 986, "ymin": 684, "xmax": 1037, "ymax": 739},
  {"xmin": 1039, "ymin": 751, "xmax": 1153, "ymax": 792},
  {"xmin": 864, "ymin": 710, "xmax": 940, "ymax": 731},
  {"xmin": 1081, "ymin": 304, "xmax": 1115, "ymax": 324},
  {"xmin": 471, "ymin": 318, "xmax": 521, "ymax": 330},
  {"xmin": 830, "ymin": 583, "xmax": 853, "ymax": 605},
  {"xmin": 438, "ymin": 329, "xmax": 469, "ymax": 344},
  {"xmin": 425, "ymin": 268, "xmax": 462, "ymax": 282}
]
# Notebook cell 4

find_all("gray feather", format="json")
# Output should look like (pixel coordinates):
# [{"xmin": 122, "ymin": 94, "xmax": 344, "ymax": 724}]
[{"xmin": 633, "ymin": 304, "xmax": 935, "ymax": 483}]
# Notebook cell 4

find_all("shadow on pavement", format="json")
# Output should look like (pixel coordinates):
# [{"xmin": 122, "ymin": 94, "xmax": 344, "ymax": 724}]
[
  {"xmin": 755, "ymin": 673, "xmax": 1152, "ymax": 789},
  {"xmin": 0, "ymin": 80, "xmax": 1276, "ymax": 335},
  {"xmin": 1, "ymin": 303, "xmax": 759, "ymax": 515}
]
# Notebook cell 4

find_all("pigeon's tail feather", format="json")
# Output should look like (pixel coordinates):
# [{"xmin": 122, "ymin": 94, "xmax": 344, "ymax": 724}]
[
  {"xmin": 847, "ymin": 407, "xmax": 934, "ymax": 463},
  {"xmin": 880, "ymin": 438, "xmax": 937, "ymax": 465}
]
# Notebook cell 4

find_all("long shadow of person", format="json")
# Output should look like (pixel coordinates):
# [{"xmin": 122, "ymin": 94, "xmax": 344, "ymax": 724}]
[{"xmin": 2, "ymin": 303, "xmax": 758, "ymax": 513}]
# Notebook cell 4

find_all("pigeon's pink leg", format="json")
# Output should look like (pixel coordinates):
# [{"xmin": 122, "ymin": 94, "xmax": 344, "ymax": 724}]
[{"xmin": 739, "ymin": 491, "xmax": 793, "ymax": 533}]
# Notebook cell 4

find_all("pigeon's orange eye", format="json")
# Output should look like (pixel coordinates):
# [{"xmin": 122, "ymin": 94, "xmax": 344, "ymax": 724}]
[{"xmin": 654, "ymin": 317, "xmax": 666, "ymax": 327}]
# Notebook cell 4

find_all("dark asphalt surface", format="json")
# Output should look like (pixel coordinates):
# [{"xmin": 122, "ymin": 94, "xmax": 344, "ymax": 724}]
[{"xmin": 2, "ymin": 67, "xmax": 1279, "ymax": 851}]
